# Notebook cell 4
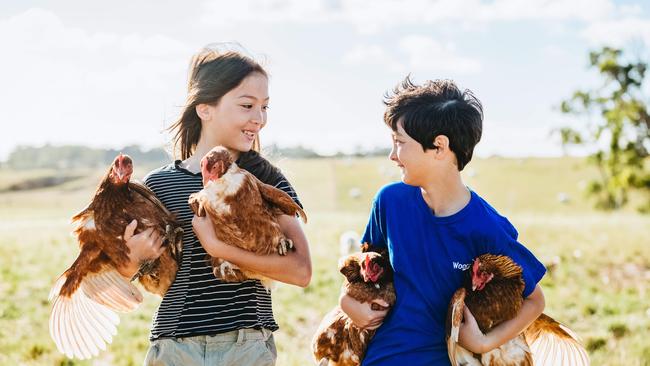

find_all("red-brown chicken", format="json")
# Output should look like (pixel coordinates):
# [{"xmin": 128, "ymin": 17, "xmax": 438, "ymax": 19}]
[
  {"xmin": 446, "ymin": 254, "xmax": 590, "ymax": 366},
  {"xmin": 312, "ymin": 243, "xmax": 396, "ymax": 366},
  {"xmin": 188, "ymin": 146, "xmax": 306, "ymax": 290},
  {"xmin": 48, "ymin": 154, "xmax": 183, "ymax": 360}
]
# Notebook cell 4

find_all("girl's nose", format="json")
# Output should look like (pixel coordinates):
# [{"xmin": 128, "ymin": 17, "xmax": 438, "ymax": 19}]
[{"xmin": 250, "ymin": 107, "xmax": 266, "ymax": 125}]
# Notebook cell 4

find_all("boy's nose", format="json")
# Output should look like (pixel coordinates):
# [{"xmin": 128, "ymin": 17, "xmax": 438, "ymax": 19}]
[{"xmin": 389, "ymin": 146, "xmax": 398, "ymax": 162}]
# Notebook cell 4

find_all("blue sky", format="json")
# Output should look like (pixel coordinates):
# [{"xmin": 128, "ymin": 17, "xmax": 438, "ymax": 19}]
[{"xmin": 1, "ymin": 0, "xmax": 649, "ymax": 160}]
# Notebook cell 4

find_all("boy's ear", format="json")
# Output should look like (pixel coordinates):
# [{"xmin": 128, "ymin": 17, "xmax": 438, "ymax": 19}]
[{"xmin": 433, "ymin": 135, "xmax": 450, "ymax": 152}]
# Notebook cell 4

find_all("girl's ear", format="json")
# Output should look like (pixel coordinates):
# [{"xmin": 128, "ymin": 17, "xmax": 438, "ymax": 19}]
[{"xmin": 196, "ymin": 103, "xmax": 211, "ymax": 121}]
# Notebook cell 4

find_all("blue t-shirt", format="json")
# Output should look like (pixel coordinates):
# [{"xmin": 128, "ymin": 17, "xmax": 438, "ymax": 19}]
[{"xmin": 361, "ymin": 182, "xmax": 546, "ymax": 366}]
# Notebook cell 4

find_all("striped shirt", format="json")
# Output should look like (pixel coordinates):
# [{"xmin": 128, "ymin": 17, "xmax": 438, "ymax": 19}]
[{"xmin": 143, "ymin": 159, "xmax": 301, "ymax": 340}]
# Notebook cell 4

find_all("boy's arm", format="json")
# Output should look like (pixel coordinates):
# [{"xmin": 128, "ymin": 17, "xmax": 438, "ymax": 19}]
[
  {"xmin": 339, "ymin": 292, "xmax": 390, "ymax": 330},
  {"xmin": 458, "ymin": 284, "xmax": 545, "ymax": 353}
]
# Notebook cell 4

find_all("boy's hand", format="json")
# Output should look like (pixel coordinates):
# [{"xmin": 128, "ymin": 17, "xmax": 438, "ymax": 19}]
[
  {"xmin": 458, "ymin": 306, "xmax": 490, "ymax": 354},
  {"xmin": 340, "ymin": 294, "xmax": 390, "ymax": 330}
]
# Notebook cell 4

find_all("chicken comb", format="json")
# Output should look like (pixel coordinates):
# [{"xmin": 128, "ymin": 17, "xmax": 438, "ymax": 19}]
[{"xmin": 472, "ymin": 257, "xmax": 481, "ymax": 274}]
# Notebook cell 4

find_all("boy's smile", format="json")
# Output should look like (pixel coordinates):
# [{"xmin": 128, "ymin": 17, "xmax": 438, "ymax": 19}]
[{"xmin": 389, "ymin": 120, "xmax": 437, "ymax": 186}]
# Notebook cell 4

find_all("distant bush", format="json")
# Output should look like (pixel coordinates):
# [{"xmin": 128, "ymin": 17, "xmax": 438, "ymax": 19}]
[
  {"xmin": 5, "ymin": 144, "xmax": 170, "ymax": 169},
  {"xmin": 4, "ymin": 143, "xmax": 393, "ymax": 169},
  {"xmin": 2, "ymin": 175, "xmax": 83, "ymax": 192}
]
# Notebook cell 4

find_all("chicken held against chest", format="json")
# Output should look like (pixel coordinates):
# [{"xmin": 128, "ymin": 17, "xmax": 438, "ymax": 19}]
[
  {"xmin": 188, "ymin": 146, "xmax": 307, "ymax": 290},
  {"xmin": 312, "ymin": 244, "xmax": 396, "ymax": 366},
  {"xmin": 48, "ymin": 154, "xmax": 183, "ymax": 360},
  {"xmin": 446, "ymin": 254, "xmax": 590, "ymax": 366}
]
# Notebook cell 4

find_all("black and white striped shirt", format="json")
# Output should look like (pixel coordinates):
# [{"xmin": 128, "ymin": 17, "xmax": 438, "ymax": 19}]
[{"xmin": 143, "ymin": 159, "xmax": 301, "ymax": 340}]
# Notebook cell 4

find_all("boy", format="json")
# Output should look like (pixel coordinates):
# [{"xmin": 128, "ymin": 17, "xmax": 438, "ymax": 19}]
[{"xmin": 340, "ymin": 77, "xmax": 547, "ymax": 365}]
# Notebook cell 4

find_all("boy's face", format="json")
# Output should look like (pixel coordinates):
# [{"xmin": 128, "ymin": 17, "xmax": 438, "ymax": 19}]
[{"xmin": 389, "ymin": 121, "xmax": 438, "ymax": 186}]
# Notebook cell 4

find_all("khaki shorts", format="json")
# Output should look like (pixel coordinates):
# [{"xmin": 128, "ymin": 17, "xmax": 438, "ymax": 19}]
[{"xmin": 144, "ymin": 328, "xmax": 277, "ymax": 366}]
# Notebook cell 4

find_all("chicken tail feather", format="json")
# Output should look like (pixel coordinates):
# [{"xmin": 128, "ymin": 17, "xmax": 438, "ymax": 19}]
[
  {"xmin": 446, "ymin": 288, "xmax": 466, "ymax": 365},
  {"xmin": 256, "ymin": 179, "xmax": 307, "ymax": 223},
  {"xmin": 525, "ymin": 313, "xmax": 590, "ymax": 366},
  {"xmin": 49, "ymin": 276, "xmax": 120, "ymax": 360}
]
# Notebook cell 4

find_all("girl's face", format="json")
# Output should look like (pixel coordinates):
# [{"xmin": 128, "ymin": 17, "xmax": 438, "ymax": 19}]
[{"xmin": 200, "ymin": 72, "xmax": 269, "ymax": 156}]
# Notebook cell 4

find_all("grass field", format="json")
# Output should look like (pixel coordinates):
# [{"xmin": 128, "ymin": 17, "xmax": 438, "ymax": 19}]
[{"xmin": 1, "ymin": 156, "xmax": 649, "ymax": 365}]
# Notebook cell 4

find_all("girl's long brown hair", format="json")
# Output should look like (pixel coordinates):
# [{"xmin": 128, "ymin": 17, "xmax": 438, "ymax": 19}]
[
  {"xmin": 169, "ymin": 45, "xmax": 283, "ymax": 185},
  {"xmin": 168, "ymin": 46, "xmax": 267, "ymax": 160}
]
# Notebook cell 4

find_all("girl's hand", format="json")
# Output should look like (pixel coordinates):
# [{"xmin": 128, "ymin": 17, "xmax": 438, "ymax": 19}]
[
  {"xmin": 192, "ymin": 214, "xmax": 228, "ymax": 256},
  {"xmin": 340, "ymin": 294, "xmax": 390, "ymax": 330},
  {"xmin": 118, "ymin": 219, "xmax": 163, "ymax": 278},
  {"xmin": 458, "ymin": 306, "xmax": 490, "ymax": 354}
]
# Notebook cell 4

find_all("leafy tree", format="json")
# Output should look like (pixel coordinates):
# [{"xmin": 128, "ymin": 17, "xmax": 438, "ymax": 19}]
[{"xmin": 559, "ymin": 47, "xmax": 650, "ymax": 212}]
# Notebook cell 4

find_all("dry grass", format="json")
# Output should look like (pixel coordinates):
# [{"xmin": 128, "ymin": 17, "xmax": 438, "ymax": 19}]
[{"xmin": 1, "ymin": 157, "xmax": 649, "ymax": 365}]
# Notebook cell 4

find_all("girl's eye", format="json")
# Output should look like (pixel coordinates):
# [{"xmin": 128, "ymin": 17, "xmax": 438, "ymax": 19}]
[
  {"xmin": 262, "ymin": 105, "xmax": 269, "ymax": 111},
  {"xmin": 241, "ymin": 104, "xmax": 253, "ymax": 109}
]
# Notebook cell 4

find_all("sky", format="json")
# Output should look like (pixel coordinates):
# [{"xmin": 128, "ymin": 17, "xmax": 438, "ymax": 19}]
[{"xmin": 1, "ymin": 0, "xmax": 649, "ymax": 160}]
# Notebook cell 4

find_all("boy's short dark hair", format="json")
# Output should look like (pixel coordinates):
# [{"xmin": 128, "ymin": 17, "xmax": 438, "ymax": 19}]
[{"xmin": 383, "ymin": 76, "xmax": 483, "ymax": 171}]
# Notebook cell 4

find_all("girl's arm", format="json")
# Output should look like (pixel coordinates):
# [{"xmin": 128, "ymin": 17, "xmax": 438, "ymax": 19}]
[
  {"xmin": 192, "ymin": 213, "xmax": 312, "ymax": 287},
  {"xmin": 117, "ymin": 219, "xmax": 164, "ymax": 278},
  {"xmin": 459, "ymin": 284, "xmax": 545, "ymax": 353}
]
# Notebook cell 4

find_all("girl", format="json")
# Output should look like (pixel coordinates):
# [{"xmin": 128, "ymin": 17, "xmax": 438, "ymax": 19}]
[{"xmin": 117, "ymin": 44, "xmax": 311, "ymax": 366}]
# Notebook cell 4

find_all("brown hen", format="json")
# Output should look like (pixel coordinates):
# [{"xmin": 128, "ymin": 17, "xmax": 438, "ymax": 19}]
[
  {"xmin": 187, "ymin": 146, "xmax": 306, "ymax": 290},
  {"xmin": 48, "ymin": 154, "xmax": 183, "ymax": 360},
  {"xmin": 446, "ymin": 254, "xmax": 589, "ymax": 366},
  {"xmin": 312, "ymin": 243, "xmax": 396, "ymax": 366}
]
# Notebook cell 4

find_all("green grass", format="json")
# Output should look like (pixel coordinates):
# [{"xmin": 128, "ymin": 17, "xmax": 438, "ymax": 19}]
[{"xmin": 1, "ymin": 157, "xmax": 649, "ymax": 365}]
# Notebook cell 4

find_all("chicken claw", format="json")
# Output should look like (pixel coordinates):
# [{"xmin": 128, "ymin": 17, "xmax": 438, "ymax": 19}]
[{"xmin": 277, "ymin": 238, "xmax": 295, "ymax": 256}]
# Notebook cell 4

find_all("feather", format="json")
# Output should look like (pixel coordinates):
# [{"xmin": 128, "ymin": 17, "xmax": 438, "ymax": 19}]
[
  {"xmin": 525, "ymin": 314, "xmax": 590, "ymax": 366},
  {"xmin": 49, "ymin": 154, "xmax": 182, "ymax": 360},
  {"xmin": 312, "ymin": 247, "xmax": 395, "ymax": 366},
  {"xmin": 446, "ymin": 254, "xmax": 589, "ymax": 365},
  {"xmin": 447, "ymin": 288, "xmax": 466, "ymax": 366},
  {"xmin": 49, "ymin": 274, "xmax": 120, "ymax": 360},
  {"xmin": 189, "ymin": 146, "xmax": 307, "ymax": 291},
  {"xmin": 81, "ymin": 269, "xmax": 143, "ymax": 312}
]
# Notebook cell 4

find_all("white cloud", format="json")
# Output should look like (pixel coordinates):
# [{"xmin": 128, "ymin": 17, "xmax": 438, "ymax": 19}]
[
  {"xmin": 342, "ymin": 36, "xmax": 480, "ymax": 74},
  {"xmin": 342, "ymin": 44, "xmax": 401, "ymax": 71},
  {"xmin": 199, "ymin": 0, "xmax": 335, "ymax": 26},
  {"xmin": 200, "ymin": 0, "xmax": 629, "ymax": 34},
  {"xmin": 580, "ymin": 17, "xmax": 650, "ymax": 46},
  {"xmin": 399, "ymin": 35, "xmax": 481, "ymax": 74},
  {"xmin": 0, "ymin": 8, "xmax": 192, "ymax": 158}
]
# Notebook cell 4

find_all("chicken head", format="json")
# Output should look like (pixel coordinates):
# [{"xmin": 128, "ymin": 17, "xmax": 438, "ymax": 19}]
[{"xmin": 200, "ymin": 146, "xmax": 234, "ymax": 186}]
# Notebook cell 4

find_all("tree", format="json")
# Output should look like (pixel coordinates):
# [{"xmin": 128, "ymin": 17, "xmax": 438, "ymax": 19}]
[{"xmin": 559, "ymin": 47, "xmax": 650, "ymax": 212}]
